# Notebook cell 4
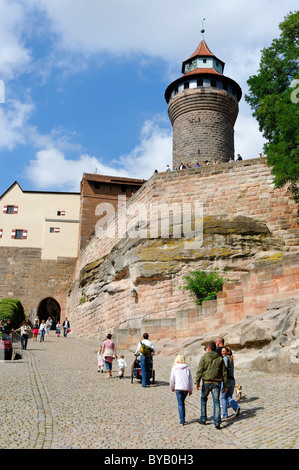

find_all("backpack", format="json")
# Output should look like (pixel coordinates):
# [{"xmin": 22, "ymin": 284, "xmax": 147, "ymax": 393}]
[{"xmin": 140, "ymin": 341, "xmax": 153, "ymax": 356}]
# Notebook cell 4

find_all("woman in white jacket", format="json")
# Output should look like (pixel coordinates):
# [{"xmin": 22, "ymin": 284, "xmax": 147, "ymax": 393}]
[{"xmin": 170, "ymin": 354, "xmax": 193, "ymax": 425}]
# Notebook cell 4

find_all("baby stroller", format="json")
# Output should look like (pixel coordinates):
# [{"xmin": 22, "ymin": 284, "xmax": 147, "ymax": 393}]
[{"xmin": 131, "ymin": 355, "xmax": 155, "ymax": 384}]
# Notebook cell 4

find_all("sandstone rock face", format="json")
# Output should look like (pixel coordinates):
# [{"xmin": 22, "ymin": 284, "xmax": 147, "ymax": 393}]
[
  {"xmin": 67, "ymin": 159, "xmax": 299, "ymax": 377},
  {"xmin": 157, "ymin": 297, "xmax": 299, "ymax": 376}
]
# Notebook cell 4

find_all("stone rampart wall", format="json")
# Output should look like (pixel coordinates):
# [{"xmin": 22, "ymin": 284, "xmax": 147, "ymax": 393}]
[
  {"xmin": 0, "ymin": 246, "xmax": 76, "ymax": 320},
  {"xmin": 68, "ymin": 158, "xmax": 299, "ymax": 341}
]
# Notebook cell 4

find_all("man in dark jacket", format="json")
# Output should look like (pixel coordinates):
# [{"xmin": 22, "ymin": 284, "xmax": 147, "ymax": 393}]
[{"xmin": 196, "ymin": 341, "xmax": 228, "ymax": 429}]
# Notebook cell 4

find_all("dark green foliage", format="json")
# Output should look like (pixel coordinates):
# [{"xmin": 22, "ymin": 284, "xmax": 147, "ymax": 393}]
[
  {"xmin": 182, "ymin": 269, "xmax": 225, "ymax": 305},
  {"xmin": 0, "ymin": 298, "xmax": 25, "ymax": 328},
  {"xmin": 245, "ymin": 11, "xmax": 299, "ymax": 206}
]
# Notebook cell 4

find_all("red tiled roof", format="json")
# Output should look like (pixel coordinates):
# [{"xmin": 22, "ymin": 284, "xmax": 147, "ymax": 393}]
[
  {"xmin": 183, "ymin": 68, "xmax": 222, "ymax": 77},
  {"xmin": 187, "ymin": 40, "xmax": 215, "ymax": 59},
  {"xmin": 82, "ymin": 173, "xmax": 145, "ymax": 185}
]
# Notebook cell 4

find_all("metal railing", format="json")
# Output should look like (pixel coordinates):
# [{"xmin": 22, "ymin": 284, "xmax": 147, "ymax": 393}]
[{"xmin": 11, "ymin": 331, "xmax": 23, "ymax": 359}]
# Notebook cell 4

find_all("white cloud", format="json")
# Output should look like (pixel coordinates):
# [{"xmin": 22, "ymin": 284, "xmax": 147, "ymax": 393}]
[
  {"xmin": 0, "ymin": 0, "xmax": 31, "ymax": 79},
  {"xmin": 0, "ymin": 99, "xmax": 34, "ymax": 150},
  {"xmin": 23, "ymin": 115, "xmax": 172, "ymax": 190},
  {"xmin": 235, "ymin": 113, "xmax": 266, "ymax": 159},
  {"xmin": 24, "ymin": 148, "xmax": 129, "ymax": 192},
  {"xmin": 117, "ymin": 115, "xmax": 172, "ymax": 178}
]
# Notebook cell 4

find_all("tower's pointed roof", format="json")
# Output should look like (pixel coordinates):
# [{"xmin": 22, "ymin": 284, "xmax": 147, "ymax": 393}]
[
  {"xmin": 187, "ymin": 40, "xmax": 215, "ymax": 60},
  {"xmin": 181, "ymin": 39, "xmax": 225, "ymax": 75}
]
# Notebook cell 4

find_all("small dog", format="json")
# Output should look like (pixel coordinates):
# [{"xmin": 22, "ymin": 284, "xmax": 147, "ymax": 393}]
[{"xmin": 235, "ymin": 384, "xmax": 242, "ymax": 400}]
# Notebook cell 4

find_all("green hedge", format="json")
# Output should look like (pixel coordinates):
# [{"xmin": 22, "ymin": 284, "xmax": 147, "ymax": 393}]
[{"xmin": 0, "ymin": 298, "xmax": 25, "ymax": 328}]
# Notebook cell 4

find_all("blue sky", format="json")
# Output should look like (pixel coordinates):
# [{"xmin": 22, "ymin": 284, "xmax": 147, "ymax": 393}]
[{"xmin": 0, "ymin": 0, "xmax": 297, "ymax": 194}]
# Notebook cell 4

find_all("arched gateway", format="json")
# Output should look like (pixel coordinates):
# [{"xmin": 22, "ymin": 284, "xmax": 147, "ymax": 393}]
[{"xmin": 37, "ymin": 297, "xmax": 61, "ymax": 329}]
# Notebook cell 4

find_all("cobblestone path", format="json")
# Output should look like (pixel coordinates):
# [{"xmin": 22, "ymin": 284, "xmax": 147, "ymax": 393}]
[{"xmin": 0, "ymin": 334, "xmax": 298, "ymax": 450}]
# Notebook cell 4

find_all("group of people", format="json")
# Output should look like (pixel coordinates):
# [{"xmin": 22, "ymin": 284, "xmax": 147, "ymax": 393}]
[
  {"xmin": 170, "ymin": 336, "xmax": 240, "ymax": 427},
  {"xmin": 32, "ymin": 317, "xmax": 71, "ymax": 342},
  {"xmin": 0, "ymin": 316, "xmax": 71, "ymax": 350},
  {"xmin": 98, "ymin": 332, "xmax": 240, "ymax": 429},
  {"xmin": 97, "ymin": 332, "xmax": 155, "ymax": 386}
]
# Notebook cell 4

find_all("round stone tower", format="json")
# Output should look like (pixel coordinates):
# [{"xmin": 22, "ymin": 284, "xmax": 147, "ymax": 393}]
[{"xmin": 165, "ymin": 38, "xmax": 242, "ymax": 169}]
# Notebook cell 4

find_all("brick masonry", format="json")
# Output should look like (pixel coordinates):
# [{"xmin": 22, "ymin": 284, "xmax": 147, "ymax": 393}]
[
  {"xmin": 67, "ymin": 158, "xmax": 299, "ymax": 341},
  {"xmin": 168, "ymin": 88, "xmax": 239, "ymax": 168},
  {"xmin": 0, "ymin": 246, "xmax": 76, "ymax": 322}
]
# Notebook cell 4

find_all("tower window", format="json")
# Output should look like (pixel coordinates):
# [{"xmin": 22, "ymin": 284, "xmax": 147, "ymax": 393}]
[
  {"xmin": 223, "ymin": 83, "xmax": 227, "ymax": 91},
  {"xmin": 184, "ymin": 82, "xmax": 189, "ymax": 90},
  {"xmin": 174, "ymin": 86, "xmax": 178, "ymax": 94},
  {"xmin": 211, "ymin": 80, "xmax": 217, "ymax": 88},
  {"xmin": 197, "ymin": 79, "xmax": 203, "ymax": 87},
  {"xmin": 203, "ymin": 59, "xmax": 207, "ymax": 63}
]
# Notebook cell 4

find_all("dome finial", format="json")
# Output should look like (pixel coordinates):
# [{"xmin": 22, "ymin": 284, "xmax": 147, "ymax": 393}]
[{"xmin": 201, "ymin": 18, "xmax": 206, "ymax": 40}]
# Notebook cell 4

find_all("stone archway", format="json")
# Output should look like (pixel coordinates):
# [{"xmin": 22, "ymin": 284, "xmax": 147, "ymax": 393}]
[{"xmin": 37, "ymin": 297, "xmax": 61, "ymax": 329}]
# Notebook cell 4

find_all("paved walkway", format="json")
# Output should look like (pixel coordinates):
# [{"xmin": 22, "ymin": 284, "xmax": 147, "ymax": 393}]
[{"xmin": 0, "ymin": 333, "xmax": 298, "ymax": 450}]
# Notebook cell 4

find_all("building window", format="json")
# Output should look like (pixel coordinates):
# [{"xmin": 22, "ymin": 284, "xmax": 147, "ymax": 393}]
[
  {"xmin": 197, "ymin": 79, "xmax": 203, "ymax": 87},
  {"xmin": 223, "ymin": 82, "xmax": 227, "ymax": 91},
  {"xmin": 203, "ymin": 59, "xmax": 207, "ymax": 63},
  {"xmin": 184, "ymin": 82, "xmax": 189, "ymax": 90},
  {"xmin": 3, "ymin": 205, "xmax": 18, "ymax": 214},
  {"xmin": 174, "ymin": 86, "xmax": 178, "ymax": 95},
  {"xmin": 211, "ymin": 80, "xmax": 217, "ymax": 87},
  {"xmin": 94, "ymin": 183, "xmax": 100, "ymax": 189},
  {"xmin": 11, "ymin": 229, "xmax": 27, "ymax": 239},
  {"xmin": 121, "ymin": 185, "xmax": 126, "ymax": 192}
]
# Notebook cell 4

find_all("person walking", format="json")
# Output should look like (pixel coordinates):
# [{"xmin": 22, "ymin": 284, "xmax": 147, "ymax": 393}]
[
  {"xmin": 221, "ymin": 347, "xmax": 240, "ymax": 419},
  {"xmin": 97, "ymin": 346, "xmax": 104, "ymax": 373},
  {"xmin": 56, "ymin": 322, "xmax": 61, "ymax": 338},
  {"xmin": 196, "ymin": 341, "xmax": 228, "ymax": 429},
  {"xmin": 62, "ymin": 318, "xmax": 70, "ymax": 338},
  {"xmin": 101, "ymin": 334, "xmax": 117, "ymax": 378},
  {"xmin": 32, "ymin": 320, "xmax": 39, "ymax": 342},
  {"xmin": 15, "ymin": 321, "xmax": 32, "ymax": 350},
  {"xmin": 216, "ymin": 337, "xmax": 225, "ymax": 355},
  {"xmin": 117, "ymin": 355, "xmax": 127, "ymax": 378},
  {"xmin": 134, "ymin": 333, "xmax": 155, "ymax": 387},
  {"xmin": 170, "ymin": 354, "xmax": 193, "ymax": 425},
  {"xmin": 39, "ymin": 320, "xmax": 46, "ymax": 342},
  {"xmin": 45, "ymin": 317, "xmax": 51, "ymax": 336}
]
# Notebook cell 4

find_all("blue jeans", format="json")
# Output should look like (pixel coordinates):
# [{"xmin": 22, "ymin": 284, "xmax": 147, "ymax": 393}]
[
  {"xmin": 221, "ymin": 378, "xmax": 239, "ymax": 417},
  {"xmin": 200, "ymin": 381, "xmax": 221, "ymax": 426},
  {"xmin": 176, "ymin": 390, "xmax": 188, "ymax": 424},
  {"xmin": 40, "ymin": 330, "xmax": 45, "ymax": 342},
  {"xmin": 140, "ymin": 355, "xmax": 151, "ymax": 387}
]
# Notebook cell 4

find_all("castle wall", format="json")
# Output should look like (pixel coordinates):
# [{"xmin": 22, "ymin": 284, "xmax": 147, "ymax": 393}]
[
  {"xmin": 67, "ymin": 158, "xmax": 299, "ymax": 341},
  {"xmin": 0, "ymin": 246, "xmax": 76, "ymax": 321}
]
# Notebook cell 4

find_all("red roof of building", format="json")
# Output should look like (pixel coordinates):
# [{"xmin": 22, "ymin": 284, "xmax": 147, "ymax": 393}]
[
  {"xmin": 187, "ymin": 40, "xmax": 215, "ymax": 59},
  {"xmin": 183, "ymin": 68, "xmax": 222, "ymax": 77}
]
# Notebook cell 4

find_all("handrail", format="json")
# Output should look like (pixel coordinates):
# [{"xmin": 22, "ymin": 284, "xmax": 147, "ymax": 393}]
[{"xmin": 11, "ymin": 331, "xmax": 23, "ymax": 359}]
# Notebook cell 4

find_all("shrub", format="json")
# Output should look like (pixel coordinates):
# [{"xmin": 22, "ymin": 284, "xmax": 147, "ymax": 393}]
[
  {"xmin": 0, "ymin": 298, "xmax": 25, "ymax": 328},
  {"xmin": 182, "ymin": 269, "xmax": 225, "ymax": 305}
]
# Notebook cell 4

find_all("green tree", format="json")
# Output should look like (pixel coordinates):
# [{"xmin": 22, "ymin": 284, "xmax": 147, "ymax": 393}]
[
  {"xmin": 245, "ymin": 11, "xmax": 299, "ymax": 205},
  {"xmin": 182, "ymin": 268, "xmax": 225, "ymax": 305},
  {"xmin": 0, "ymin": 298, "xmax": 25, "ymax": 328}
]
